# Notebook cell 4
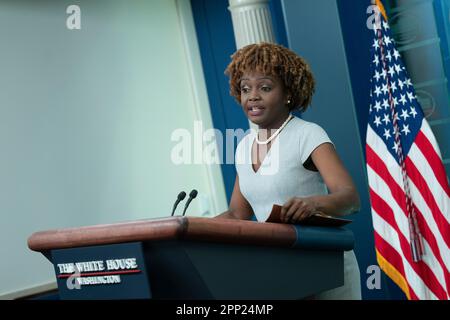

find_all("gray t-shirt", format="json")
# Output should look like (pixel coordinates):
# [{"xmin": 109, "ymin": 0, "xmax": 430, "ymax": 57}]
[{"xmin": 235, "ymin": 116, "xmax": 361, "ymax": 299}]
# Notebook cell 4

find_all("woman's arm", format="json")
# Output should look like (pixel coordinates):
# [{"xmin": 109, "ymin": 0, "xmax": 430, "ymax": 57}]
[
  {"xmin": 215, "ymin": 175, "xmax": 255, "ymax": 220},
  {"xmin": 281, "ymin": 143, "xmax": 360, "ymax": 223}
]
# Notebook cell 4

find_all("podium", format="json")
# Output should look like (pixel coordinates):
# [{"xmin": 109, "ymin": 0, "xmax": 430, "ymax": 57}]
[{"xmin": 27, "ymin": 216, "xmax": 354, "ymax": 299}]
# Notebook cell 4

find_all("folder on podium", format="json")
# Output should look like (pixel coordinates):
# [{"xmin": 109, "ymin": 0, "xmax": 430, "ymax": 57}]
[{"xmin": 27, "ymin": 216, "xmax": 354, "ymax": 299}]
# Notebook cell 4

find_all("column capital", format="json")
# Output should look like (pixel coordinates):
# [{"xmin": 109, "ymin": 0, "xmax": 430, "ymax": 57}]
[
  {"xmin": 228, "ymin": 0, "xmax": 270, "ymax": 9},
  {"xmin": 228, "ymin": 0, "xmax": 275, "ymax": 49}
]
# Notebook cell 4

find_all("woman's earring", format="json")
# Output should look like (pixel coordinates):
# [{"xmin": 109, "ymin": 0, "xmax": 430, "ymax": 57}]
[{"xmin": 287, "ymin": 99, "xmax": 291, "ymax": 105}]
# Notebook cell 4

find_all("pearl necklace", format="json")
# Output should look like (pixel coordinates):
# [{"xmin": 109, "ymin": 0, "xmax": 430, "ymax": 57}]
[{"xmin": 255, "ymin": 114, "xmax": 293, "ymax": 145}]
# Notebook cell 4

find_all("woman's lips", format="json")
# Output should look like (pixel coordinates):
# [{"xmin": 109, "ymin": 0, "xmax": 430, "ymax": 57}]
[{"xmin": 248, "ymin": 106, "xmax": 265, "ymax": 117}]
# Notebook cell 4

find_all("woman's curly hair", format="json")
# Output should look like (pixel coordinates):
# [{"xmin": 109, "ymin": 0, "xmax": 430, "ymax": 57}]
[{"xmin": 224, "ymin": 42, "xmax": 315, "ymax": 112}]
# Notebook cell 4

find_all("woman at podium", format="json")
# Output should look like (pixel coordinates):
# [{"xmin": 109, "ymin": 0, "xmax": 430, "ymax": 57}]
[{"xmin": 216, "ymin": 43, "xmax": 362, "ymax": 300}]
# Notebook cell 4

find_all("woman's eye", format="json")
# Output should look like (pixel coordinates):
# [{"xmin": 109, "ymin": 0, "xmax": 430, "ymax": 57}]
[
  {"xmin": 261, "ymin": 86, "xmax": 271, "ymax": 92},
  {"xmin": 240, "ymin": 87, "xmax": 250, "ymax": 93}
]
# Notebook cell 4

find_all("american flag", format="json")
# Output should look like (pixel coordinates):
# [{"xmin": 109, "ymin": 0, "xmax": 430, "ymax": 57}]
[{"xmin": 367, "ymin": 1, "xmax": 450, "ymax": 300}]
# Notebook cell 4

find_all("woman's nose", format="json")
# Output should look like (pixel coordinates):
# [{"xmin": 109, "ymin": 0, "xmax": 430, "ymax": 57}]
[{"xmin": 249, "ymin": 88, "xmax": 260, "ymax": 101}]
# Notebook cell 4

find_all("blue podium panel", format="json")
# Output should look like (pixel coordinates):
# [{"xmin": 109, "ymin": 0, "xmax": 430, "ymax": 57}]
[
  {"xmin": 142, "ymin": 240, "xmax": 344, "ymax": 300},
  {"xmin": 51, "ymin": 242, "xmax": 151, "ymax": 300}
]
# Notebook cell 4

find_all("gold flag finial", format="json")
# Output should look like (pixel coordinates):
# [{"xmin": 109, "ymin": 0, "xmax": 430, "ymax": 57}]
[{"xmin": 375, "ymin": 0, "xmax": 388, "ymax": 21}]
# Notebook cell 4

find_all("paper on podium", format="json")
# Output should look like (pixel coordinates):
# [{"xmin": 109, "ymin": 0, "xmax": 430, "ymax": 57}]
[{"xmin": 265, "ymin": 204, "xmax": 352, "ymax": 227}]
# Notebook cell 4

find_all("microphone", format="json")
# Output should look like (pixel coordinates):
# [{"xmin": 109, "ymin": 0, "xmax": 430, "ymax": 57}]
[
  {"xmin": 171, "ymin": 191, "xmax": 186, "ymax": 216},
  {"xmin": 182, "ymin": 189, "xmax": 198, "ymax": 216}
]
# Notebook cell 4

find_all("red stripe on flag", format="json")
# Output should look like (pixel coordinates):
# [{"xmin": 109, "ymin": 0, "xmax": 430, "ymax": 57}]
[
  {"xmin": 368, "ymin": 143, "xmax": 450, "ymax": 294},
  {"xmin": 366, "ymin": 144, "xmax": 408, "ymax": 213},
  {"xmin": 413, "ymin": 203, "xmax": 450, "ymax": 294},
  {"xmin": 405, "ymin": 156, "xmax": 450, "ymax": 244},
  {"xmin": 374, "ymin": 231, "xmax": 418, "ymax": 300},
  {"xmin": 415, "ymin": 130, "xmax": 450, "ymax": 197},
  {"xmin": 368, "ymin": 150, "xmax": 450, "ymax": 291},
  {"xmin": 370, "ymin": 188, "xmax": 448, "ymax": 299},
  {"xmin": 367, "ymin": 143, "xmax": 450, "ymax": 249},
  {"xmin": 366, "ymin": 145, "xmax": 450, "ymax": 284}
]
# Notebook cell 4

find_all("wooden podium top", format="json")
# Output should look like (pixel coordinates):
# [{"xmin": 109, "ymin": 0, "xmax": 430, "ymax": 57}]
[{"xmin": 27, "ymin": 216, "xmax": 297, "ymax": 252}]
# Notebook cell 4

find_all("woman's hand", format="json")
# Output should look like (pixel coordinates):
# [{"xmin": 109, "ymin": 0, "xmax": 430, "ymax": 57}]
[{"xmin": 280, "ymin": 197, "xmax": 317, "ymax": 223}]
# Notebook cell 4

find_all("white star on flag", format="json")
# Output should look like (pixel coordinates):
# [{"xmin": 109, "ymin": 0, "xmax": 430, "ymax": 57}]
[
  {"xmin": 391, "ymin": 81, "xmax": 397, "ymax": 92},
  {"xmin": 400, "ymin": 109, "xmax": 410, "ymax": 121},
  {"xmin": 405, "ymin": 78, "xmax": 413, "ymax": 87},
  {"xmin": 373, "ymin": 38, "xmax": 380, "ymax": 50},
  {"xmin": 392, "ymin": 140, "xmax": 399, "ymax": 152},
  {"xmin": 393, "ymin": 48, "xmax": 401, "ymax": 60},
  {"xmin": 399, "ymin": 94, "xmax": 407, "ymax": 105},
  {"xmin": 388, "ymin": 66, "xmax": 395, "ymax": 77},
  {"xmin": 374, "ymin": 70, "xmax": 381, "ymax": 81},
  {"xmin": 401, "ymin": 124, "xmax": 411, "ymax": 136},
  {"xmin": 374, "ymin": 116, "xmax": 382, "ymax": 127},
  {"xmin": 373, "ymin": 55, "xmax": 380, "ymax": 67},
  {"xmin": 374, "ymin": 86, "xmax": 382, "ymax": 97},
  {"xmin": 386, "ymin": 50, "xmax": 392, "ymax": 62},
  {"xmin": 374, "ymin": 101, "xmax": 382, "ymax": 112}
]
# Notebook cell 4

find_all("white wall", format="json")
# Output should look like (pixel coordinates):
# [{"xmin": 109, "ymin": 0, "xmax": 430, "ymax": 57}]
[{"xmin": 0, "ymin": 0, "xmax": 227, "ymax": 297}]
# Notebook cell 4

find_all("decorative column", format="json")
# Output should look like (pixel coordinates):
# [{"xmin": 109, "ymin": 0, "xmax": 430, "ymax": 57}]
[{"xmin": 228, "ymin": 0, "xmax": 276, "ymax": 49}]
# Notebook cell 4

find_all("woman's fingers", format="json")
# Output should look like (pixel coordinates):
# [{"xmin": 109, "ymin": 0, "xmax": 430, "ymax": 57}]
[
  {"xmin": 281, "ymin": 197, "xmax": 318, "ymax": 223},
  {"xmin": 284, "ymin": 202, "xmax": 300, "ymax": 222},
  {"xmin": 281, "ymin": 198, "xmax": 295, "ymax": 222}
]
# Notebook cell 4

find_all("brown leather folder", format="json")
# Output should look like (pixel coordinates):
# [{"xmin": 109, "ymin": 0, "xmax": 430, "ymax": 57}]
[{"xmin": 265, "ymin": 204, "xmax": 352, "ymax": 227}]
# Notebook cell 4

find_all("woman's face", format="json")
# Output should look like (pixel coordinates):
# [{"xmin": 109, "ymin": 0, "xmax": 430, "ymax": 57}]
[{"xmin": 239, "ymin": 70, "xmax": 289, "ymax": 128}]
